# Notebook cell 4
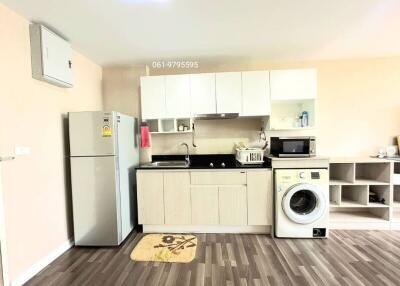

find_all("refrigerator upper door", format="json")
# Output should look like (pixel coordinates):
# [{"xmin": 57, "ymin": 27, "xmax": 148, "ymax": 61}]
[
  {"xmin": 69, "ymin": 111, "xmax": 117, "ymax": 156},
  {"xmin": 115, "ymin": 114, "xmax": 140, "ymax": 240},
  {"xmin": 71, "ymin": 156, "xmax": 121, "ymax": 246}
]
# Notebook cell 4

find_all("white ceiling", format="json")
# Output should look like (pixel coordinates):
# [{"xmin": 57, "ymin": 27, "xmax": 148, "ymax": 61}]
[{"xmin": 2, "ymin": 0, "xmax": 400, "ymax": 66}]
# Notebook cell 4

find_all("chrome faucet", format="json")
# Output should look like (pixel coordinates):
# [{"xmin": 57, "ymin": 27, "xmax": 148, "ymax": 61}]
[{"xmin": 180, "ymin": 142, "xmax": 190, "ymax": 165}]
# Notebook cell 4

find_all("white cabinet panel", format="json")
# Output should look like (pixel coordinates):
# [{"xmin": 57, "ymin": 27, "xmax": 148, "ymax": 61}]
[
  {"xmin": 165, "ymin": 75, "xmax": 191, "ymax": 118},
  {"xmin": 140, "ymin": 76, "xmax": 166, "ymax": 119},
  {"xmin": 241, "ymin": 71, "xmax": 270, "ymax": 116},
  {"xmin": 191, "ymin": 186, "xmax": 219, "ymax": 225},
  {"xmin": 190, "ymin": 171, "xmax": 246, "ymax": 185},
  {"xmin": 247, "ymin": 171, "xmax": 272, "ymax": 225},
  {"xmin": 270, "ymin": 69, "xmax": 317, "ymax": 100},
  {"xmin": 137, "ymin": 171, "xmax": 164, "ymax": 224},
  {"xmin": 219, "ymin": 186, "xmax": 247, "ymax": 225},
  {"xmin": 216, "ymin": 72, "xmax": 242, "ymax": 113},
  {"xmin": 164, "ymin": 172, "xmax": 191, "ymax": 225},
  {"xmin": 190, "ymin": 73, "xmax": 216, "ymax": 115}
]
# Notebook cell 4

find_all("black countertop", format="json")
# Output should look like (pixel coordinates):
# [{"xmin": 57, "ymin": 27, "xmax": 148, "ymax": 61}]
[{"xmin": 137, "ymin": 154, "xmax": 271, "ymax": 170}]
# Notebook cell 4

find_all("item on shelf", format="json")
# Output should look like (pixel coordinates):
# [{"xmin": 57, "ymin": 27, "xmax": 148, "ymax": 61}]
[
  {"xmin": 294, "ymin": 117, "xmax": 301, "ymax": 128},
  {"xmin": 183, "ymin": 125, "xmax": 189, "ymax": 131},
  {"xmin": 235, "ymin": 142, "xmax": 264, "ymax": 165},
  {"xmin": 377, "ymin": 148, "xmax": 386, "ymax": 158},
  {"xmin": 369, "ymin": 191, "xmax": 385, "ymax": 204},
  {"xmin": 178, "ymin": 124, "xmax": 184, "ymax": 132},
  {"xmin": 386, "ymin": 145, "xmax": 398, "ymax": 157},
  {"xmin": 301, "ymin": 111, "xmax": 309, "ymax": 127}
]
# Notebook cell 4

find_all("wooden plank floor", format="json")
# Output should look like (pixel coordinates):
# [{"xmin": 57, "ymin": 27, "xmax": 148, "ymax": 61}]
[{"xmin": 25, "ymin": 230, "xmax": 400, "ymax": 286}]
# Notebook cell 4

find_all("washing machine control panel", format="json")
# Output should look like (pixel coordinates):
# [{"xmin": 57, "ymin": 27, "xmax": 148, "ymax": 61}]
[{"xmin": 311, "ymin": 172, "xmax": 320, "ymax": 179}]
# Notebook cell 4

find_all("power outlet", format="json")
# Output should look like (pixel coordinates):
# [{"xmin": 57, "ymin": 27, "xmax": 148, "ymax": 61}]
[{"xmin": 15, "ymin": 146, "xmax": 31, "ymax": 156}]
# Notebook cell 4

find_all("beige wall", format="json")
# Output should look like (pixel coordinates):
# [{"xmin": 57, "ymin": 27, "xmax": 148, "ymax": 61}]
[
  {"xmin": 102, "ymin": 66, "xmax": 147, "ymax": 118},
  {"xmin": 104, "ymin": 57, "xmax": 400, "ymax": 157},
  {"xmin": 0, "ymin": 4, "xmax": 103, "ymax": 281}
]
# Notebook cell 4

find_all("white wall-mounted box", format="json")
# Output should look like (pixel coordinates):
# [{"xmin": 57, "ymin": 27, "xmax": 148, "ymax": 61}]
[{"xmin": 29, "ymin": 24, "xmax": 73, "ymax": 88}]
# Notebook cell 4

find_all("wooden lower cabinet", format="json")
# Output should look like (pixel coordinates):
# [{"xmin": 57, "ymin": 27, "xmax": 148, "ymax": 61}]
[
  {"xmin": 164, "ymin": 172, "xmax": 191, "ymax": 225},
  {"xmin": 191, "ymin": 186, "xmax": 219, "ymax": 225},
  {"xmin": 218, "ymin": 186, "xmax": 247, "ymax": 225},
  {"xmin": 247, "ymin": 170, "xmax": 272, "ymax": 225},
  {"xmin": 137, "ymin": 171, "xmax": 164, "ymax": 225},
  {"xmin": 137, "ymin": 170, "xmax": 272, "ymax": 229}
]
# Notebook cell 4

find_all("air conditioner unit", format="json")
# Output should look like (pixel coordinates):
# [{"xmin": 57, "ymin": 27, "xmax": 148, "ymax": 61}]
[{"xmin": 29, "ymin": 23, "xmax": 73, "ymax": 88}]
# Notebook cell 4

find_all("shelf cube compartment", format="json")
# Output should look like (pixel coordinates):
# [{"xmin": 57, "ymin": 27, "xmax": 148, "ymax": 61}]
[
  {"xmin": 355, "ymin": 162, "xmax": 390, "ymax": 184},
  {"xmin": 393, "ymin": 186, "xmax": 400, "ymax": 208},
  {"xmin": 394, "ymin": 163, "xmax": 400, "ymax": 185},
  {"xmin": 368, "ymin": 185, "xmax": 390, "ymax": 207},
  {"xmin": 176, "ymin": 118, "xmax": 192, "ymax": 132},
  {"xmin": 341, "ymin": 185, "xmax": 368, "ymax": 207},
  {"xmin": 329, "ymin": 163, "xmax": 355, "ymax": 184},
  {"xmin": 145, "ymin": 119, "xmax": 159, "ymax": 133},
  {"xmin": 329, "ymin": 185, "xmax": 341, "ymax": 206},
  {"xmin": 160, "ymin": 119, "xmax": 175, "ymax": 132}
]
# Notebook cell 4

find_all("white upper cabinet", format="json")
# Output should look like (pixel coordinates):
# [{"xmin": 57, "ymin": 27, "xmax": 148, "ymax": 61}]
[
  {"xmin": 270, "ymin": 69, "xmax": 317, "ymax": 100},
  {"xmin": 241, "ymin": 71, "xmax": 270, "ymax": 116},
  {"xmin": 190, "ymin": 73, "xmax": 216, "ymax": 115},
  {"xmin": 215, "ymin": 72, "xmax": 242, "ymax": 113},
  {"xmin": 140, "ymin": 76, "xmax": 166, "ymax": 119},
  {"xmin": 165, "ymin": 75, "xmax": 191, "ymax": 118}
]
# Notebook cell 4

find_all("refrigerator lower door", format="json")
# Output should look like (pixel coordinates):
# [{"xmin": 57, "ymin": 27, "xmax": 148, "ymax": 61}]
[{"xmin": 71, "ymin": 156, "xmax": 121, "ymax": 246}]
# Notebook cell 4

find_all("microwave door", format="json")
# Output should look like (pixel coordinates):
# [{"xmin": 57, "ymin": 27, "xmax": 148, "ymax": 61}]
[{"xmin": 280, "ymin": 139, "xmax": 310, "ymax": 157}]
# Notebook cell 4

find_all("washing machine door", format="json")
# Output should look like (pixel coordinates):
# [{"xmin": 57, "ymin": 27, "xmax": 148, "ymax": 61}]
[{"xmin": 282, "ymin": 183, "xmax": 326, "ymax": 224}]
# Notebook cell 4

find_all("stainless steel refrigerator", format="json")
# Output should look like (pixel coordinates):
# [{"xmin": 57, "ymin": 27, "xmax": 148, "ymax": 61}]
[{"xmin": 69, "ymin": 111, "xmax": 139, "ymax": 246}]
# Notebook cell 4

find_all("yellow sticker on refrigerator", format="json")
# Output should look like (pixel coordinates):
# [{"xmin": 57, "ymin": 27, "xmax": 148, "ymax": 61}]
[{"xmin": 102, "ymin": 125, "xmax": 112, "ymax": 137}]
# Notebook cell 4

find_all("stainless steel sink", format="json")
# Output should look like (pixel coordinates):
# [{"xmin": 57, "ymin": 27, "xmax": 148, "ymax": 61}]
[{"xmin": 141, "ymin": 160, "xmax": 189, "ymax": 168}]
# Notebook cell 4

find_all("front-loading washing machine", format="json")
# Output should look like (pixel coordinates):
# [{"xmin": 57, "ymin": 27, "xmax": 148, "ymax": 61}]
[{"xmin": 274, "ymin": 168, "xmax": 329, "ymax": 238}]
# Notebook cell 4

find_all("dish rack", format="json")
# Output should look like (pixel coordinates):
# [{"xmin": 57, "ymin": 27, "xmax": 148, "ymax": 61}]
[{"xmin": 236, "ymin": 148, "xmax": 264, "ymax": 165}]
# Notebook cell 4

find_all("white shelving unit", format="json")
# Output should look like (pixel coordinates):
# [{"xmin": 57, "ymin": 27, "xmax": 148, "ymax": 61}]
[
  {"xmin": 144, "ymin": 118, "xmax": 193, "ymax": 134},
  {"xmin": 267, "ymin": 99, "xmax": 316, "ymax": 130},
  {"xmin": 329, "ymin": 158, "xmax": 394, "ymax": 230}
]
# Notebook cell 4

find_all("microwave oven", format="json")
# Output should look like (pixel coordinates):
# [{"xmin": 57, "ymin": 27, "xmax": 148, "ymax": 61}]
[{"xmin": 270, "ymin": 137, "xmax": 316, "ymax": 158}]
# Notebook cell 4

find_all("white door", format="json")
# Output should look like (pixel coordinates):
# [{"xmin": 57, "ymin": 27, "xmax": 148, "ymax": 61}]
[
  {"xmin": 165, "ymin": 75, "xmax": 191, "ymax": 118},
  {"xmin": 41, "ymin": 26, "xmax": 73, "ymax": 85},
  {"xmin": 219, "ymin": 186, "xmax": 247, "ymax": 225},
  {"xmin": 270, "ymin": 69, "xmax": 317, "ymax": 100},
  {"xmin": 247, "ymin": 171, "xmax": 272, "ymax": 225},
  {"xmin": 164, "ymin": 172, "xmax": 191, "ymax": 225},
  {"xmin": 241, "ymin": 71, "xmax": 271, "ymax": 116},
  {"xmin": 191, "ymin": 186, "xmax": 219, "ymax": 225},
  {"xmin": 190, "ymin": 73, "xmax": 216, "ymax": 115},
  {"xmin": 137, "ymin": 171, "xmax": 164, "ymax": 224},
  {"xmin": 140, "ymin": 76, "xmax": 166, "ymax": 119},
  {"xmin": 216, "ymin": 72, "xmax": 242, "ymax": 113}
]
